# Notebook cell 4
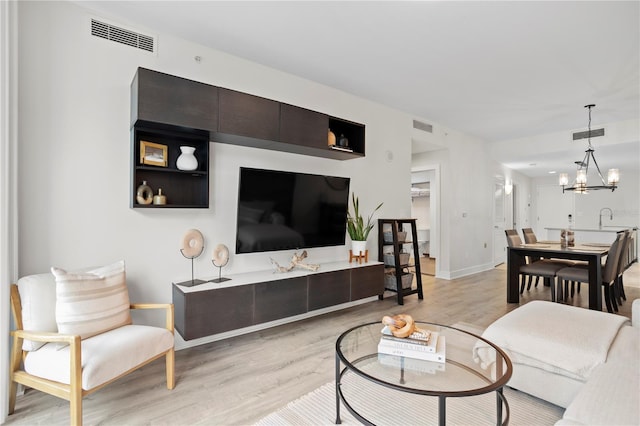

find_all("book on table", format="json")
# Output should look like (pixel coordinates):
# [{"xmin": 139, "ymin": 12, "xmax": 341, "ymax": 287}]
[
  {"xmin": 377, "ymin": 353, "xmax": 446, "ymax": 374},
  {"xmin": 380, "ymin": 332, "xmax": 439, "ymax": 353},
  {"xmin": 378, "ymin": 335, "xmax": 446, "ymax": 363},
  {"xmin": 380, "ymin": 326, "xmax": 439, "ymax": 352}
]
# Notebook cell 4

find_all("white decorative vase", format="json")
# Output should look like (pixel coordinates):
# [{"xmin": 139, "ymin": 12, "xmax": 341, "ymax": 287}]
[
  {"xmin": 176, "ymin": 146, "xmax": 198, "ymax": 171},
  {"xmin": 351, "ymin": 240, "xmax": 367, "ymax": 255}
]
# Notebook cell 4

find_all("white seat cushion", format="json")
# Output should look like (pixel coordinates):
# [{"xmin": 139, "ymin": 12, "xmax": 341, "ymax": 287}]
[
  {"xmin": 17, "ymin": 273, "xmax": 58, "ymax": 351},
  {"xmin": 24, "ymin": 325, "xmax": 173, "ymax": 390}
]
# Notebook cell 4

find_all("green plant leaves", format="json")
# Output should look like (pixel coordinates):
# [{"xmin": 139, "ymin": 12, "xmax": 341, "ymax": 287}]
[{"xmin": 346, "ymin": 193, "xmax": 383, "ymax": 241}]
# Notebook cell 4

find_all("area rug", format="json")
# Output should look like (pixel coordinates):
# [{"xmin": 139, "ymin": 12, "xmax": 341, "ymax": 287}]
[{"xmin": 255, "ymin": 380, "xmax": 564, "ymax": 425}]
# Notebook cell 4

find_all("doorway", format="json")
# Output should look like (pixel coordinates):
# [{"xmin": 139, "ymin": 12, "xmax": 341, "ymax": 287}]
[
  {"xmin": 411, "ymin": 168, "xmax": 438, "ymax": 276},
  {"xmin": 493, "ymin": 178, "xmax": 517, "ymax": 266}
]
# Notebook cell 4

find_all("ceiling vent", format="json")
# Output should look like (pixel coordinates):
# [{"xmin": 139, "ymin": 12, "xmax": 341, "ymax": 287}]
[
  {"xmin": 91, "ymin": 18, "xmax": 155, "ymax": 53},
  {"xmin": 413, "ymin": 119, "xmax": 433, "ymax": 133},
  {"xmin": 572, "ymin": 127, "xmax": 605, "ymax": 141}
]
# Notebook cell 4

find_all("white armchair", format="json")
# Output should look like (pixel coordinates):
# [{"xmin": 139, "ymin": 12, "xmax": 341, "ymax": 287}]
[{"xmin": 8, "ymin": 262, "xmax": 175, "ymax": 425}]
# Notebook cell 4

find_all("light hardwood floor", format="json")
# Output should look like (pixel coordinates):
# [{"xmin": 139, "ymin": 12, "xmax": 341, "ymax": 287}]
[{"xmin": 6, "ymin": 263, "xmax": 639, "ymax": 425}]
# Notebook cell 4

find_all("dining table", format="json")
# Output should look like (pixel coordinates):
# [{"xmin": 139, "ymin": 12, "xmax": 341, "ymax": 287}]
[{"xmin": 507, "ymin": 241, "xmax": 610, "ymax": 311}]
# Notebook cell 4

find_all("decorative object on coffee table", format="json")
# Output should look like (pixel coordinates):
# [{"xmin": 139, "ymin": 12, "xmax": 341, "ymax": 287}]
[
  {"xmin": 176, "ymin": 228, "xmax": 206, "ymax": 287},
  {"xmin": 270, "ymin": 250, "xmax": 320, "ymax": 273},
  {"xmin": 209, "ymin": 244, "xmax": 231, "ymax": 283}
]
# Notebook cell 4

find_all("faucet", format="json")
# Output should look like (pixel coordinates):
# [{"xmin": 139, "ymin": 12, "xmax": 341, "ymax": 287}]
[{"xmin": 599, "ymin": 207, "xmax": 613, "ymax": 229}]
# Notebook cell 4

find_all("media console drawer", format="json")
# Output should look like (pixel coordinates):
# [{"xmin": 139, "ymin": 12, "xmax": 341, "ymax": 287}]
[{"xmin": 173, "ymin": 262, "xmax": 383, "ymax": 341}]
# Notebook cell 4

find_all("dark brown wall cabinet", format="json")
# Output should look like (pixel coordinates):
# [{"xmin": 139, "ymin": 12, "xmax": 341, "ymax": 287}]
[
  {"xmin": 280, "ymin": 104, "xmax": 329, "ymax": 150},
  {"xmin": 131, "ymin": 67, "xmax": 366, "ymax": 163},
  {"xmin": 173, "ymin": 263, "xmax": 384, "ymax": 340},
  {"xmin": 131, "ymin": 68, "xmax": 218, "ymax": 133},
  {"xmin": 218, "ymin": 88, "xmax": 280, "ymax": 141}
]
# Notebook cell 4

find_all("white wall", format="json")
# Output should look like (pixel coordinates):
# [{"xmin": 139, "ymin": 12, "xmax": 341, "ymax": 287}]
[
  {"xmin": 412, "ymin": 127, "xmax": 533, "ymax": 277},
  {"xmin": 16, "ymin": 1, "xmax": 414, "ymax": 349},
  {"xmin": 532, "ymin": 171, "xmax": 640, "ymax": 233},
  {"xmin": 412, "ymin": 128, "xmax": 493, "ymax": 278},
  {"xmin": 1, "ymin": 1, "xmax": 19, "ymax": 422}
]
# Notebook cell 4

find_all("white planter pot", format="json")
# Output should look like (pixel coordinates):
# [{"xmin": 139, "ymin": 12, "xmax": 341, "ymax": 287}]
[{"xmin": 351, "ymin": 240, "xmax": 367, "ymax": 255}]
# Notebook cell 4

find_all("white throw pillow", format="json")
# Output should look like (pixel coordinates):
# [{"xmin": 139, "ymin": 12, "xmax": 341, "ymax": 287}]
[
  {"xmin": 51, "ymin": 260, "xmax": 132, "ymax": 340},
  {"xmin": 17, "ymin": 273, "xmax": 58, "ymax": 351}
]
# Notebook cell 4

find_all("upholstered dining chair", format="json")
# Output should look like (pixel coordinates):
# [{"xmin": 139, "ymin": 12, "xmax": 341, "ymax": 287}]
[
  {"xmin": 505, "ymin": 230, "xmax": 564, "ymax": 300},
  {"xmin": 522, "ymin": 227, "xmax": 579, "ymax": 293},
  {"xmin": 9, "ymin": 261, "xmax": 175, "ymax": 425},
  {"xmin": 613, "ymin": 229, "xmax": 631, "ymax": 307},
  {"xmin": 555, "ymin": 232, "xmax": 625, "ymax": 313}
]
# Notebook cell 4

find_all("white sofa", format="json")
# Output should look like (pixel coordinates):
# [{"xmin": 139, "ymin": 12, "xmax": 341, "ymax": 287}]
[{"xmin": 475, "ymin": 300, "xmax": 639, "ymax": 425}]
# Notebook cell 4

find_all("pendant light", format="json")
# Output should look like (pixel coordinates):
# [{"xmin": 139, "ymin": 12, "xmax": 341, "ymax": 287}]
[{"xmin": 559, "ymin": 104, "xmax": 619, "ymax": 193}]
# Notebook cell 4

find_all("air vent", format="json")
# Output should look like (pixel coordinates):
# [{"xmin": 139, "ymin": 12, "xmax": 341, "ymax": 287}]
[
  {"xmin": 91, "ymin": 19, "xmax": 155, "ymax": 53},
  {"xmin": 413, "ymin": 119, "xmax": 433, "ymax": 133},
  {"xmin": 573, "ymin": 127, "xmax": 605, "ymax": 141}
]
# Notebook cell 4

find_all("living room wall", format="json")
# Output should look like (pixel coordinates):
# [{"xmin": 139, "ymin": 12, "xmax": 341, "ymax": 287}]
[
  {"xmin": 16, "ymin": 1, "xmax": 416, "ymax": 347},
  {"xmin": 411, "ymin": 130, "xmax": 532, "ymax": 278}
]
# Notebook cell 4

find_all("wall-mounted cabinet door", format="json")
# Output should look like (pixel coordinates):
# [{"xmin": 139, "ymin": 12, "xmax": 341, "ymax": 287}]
[
  {"xmin": 308, "ymin": 270, "xmax": 350, "ymax": 311},
  {"xmin": 280, "ymin": 104, "xmax": 329, "ymax": 149},
  {"xmin": 351, "ymin": 264, "xmax": 384, "ymax": 300},
  {"xmin": 218, "ymin": 88, "xmax": 280, "ymax": 141},
  {"xmin": 131, "ymin": 68, "xmax": 218, "ymax": 132},
  {"xmin": 173, "ymin": 284, "xmax": 254, "ymax": 340},
  {"xmin": 253, "ymin": 277, "xmax": 307, "ymax": 324}
]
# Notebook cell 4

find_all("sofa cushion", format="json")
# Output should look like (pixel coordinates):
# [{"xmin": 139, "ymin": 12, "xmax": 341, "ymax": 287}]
[
  {"xmin": 474, "ymin": 301, "xmax": 629, "ymax": 381},
  {"xmin": 16, "ymin": 273, "xmax": 58, "ymax": 351},
  {"xmin": 52, "ymin": 260, "xmax": 132, "ymax": 340},
  {"xmin": 559, "ymin": 357, "xmax": 639, "ymax": 425},
  {"xmin": 23, "ymin": 324, "xmax": 174, "ymax": 390}
]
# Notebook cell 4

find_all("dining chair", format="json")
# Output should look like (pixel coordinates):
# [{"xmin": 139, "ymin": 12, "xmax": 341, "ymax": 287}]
[
  {"xmin": 521, "ymin": 228, "xmax": 577, "ymax": 291},
  {"xmin": 613, "ymin": 230, "xmax": 631, "ymax": 306},
  {"xmin": 505, "ymin": 230, "xmax": 564, "ymax": 300},
  {"xmin": 555, "ymin": 232, "xmax": 624, "ymax": 313}
]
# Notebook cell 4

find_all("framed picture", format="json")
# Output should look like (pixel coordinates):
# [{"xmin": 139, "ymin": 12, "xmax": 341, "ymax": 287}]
[{"xmin": 140, "ymin": 141, "xmax": 168, "ymax": 167}]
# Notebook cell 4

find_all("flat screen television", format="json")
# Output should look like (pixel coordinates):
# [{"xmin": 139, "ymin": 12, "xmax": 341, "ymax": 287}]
[{"xmin": 236, "ymin": 167, "xmax": 351, "ymax": 254}]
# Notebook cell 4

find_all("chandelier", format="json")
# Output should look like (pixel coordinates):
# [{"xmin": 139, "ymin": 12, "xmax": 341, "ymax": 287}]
[{"xmin": 559, "ymin": 104, "xmax": 619, "ymax": 193}]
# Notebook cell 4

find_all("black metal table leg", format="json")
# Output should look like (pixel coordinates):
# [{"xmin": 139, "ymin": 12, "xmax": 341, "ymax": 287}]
[
  {"xmin": 335, "ymin": 352, "xmax": 341, "ymax": 424},
  {"xmin": 439, "ymin": 395, "xmax": 446, "ymax": 426}
]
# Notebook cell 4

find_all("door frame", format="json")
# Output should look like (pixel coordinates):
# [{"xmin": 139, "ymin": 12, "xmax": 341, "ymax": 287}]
[{"xmin": 411, "ymin": 164, "xmax": 440, "ymax": 277}]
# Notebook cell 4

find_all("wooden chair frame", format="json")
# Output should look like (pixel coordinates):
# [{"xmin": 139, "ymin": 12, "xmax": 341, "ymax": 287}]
[{"xmin": 8, "ymin": 284, "xmax": 175, "ymax": 425}]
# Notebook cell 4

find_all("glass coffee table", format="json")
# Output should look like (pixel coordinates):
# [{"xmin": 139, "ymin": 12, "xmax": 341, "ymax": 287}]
[{"xmin": 335, "ymin": 322, "xmax": 512, "ymax": 426}]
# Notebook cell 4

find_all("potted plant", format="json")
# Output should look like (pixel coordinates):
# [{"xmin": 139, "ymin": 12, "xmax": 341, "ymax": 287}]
[{"xmin": 347, "ymin": 193, "xmax": 383, "ymax": 254}]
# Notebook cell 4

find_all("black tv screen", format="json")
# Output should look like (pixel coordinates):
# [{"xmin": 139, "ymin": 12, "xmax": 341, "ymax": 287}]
[{"xmin": 236, "ymin": 167, "xmax": 351, "ymax": 254}]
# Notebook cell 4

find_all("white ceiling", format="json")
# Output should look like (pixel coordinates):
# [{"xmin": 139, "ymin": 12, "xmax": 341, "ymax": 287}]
[{"xmin": 78, "ymin": 1, "xmax": 640, "ymax": 178}]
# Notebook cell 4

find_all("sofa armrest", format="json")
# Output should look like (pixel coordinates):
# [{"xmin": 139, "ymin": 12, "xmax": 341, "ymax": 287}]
[
  {"xmin": 130, "ymin": 303, "xmax": 174, "ymax": 332},
  {"xmin": 632, "ymin": 299, "xmax": 639, "ymax": 328}
]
